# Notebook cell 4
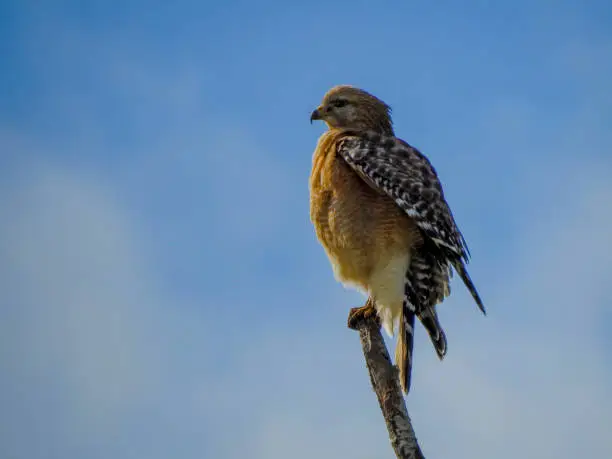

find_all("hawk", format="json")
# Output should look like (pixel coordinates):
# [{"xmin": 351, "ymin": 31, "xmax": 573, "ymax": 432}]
[{"xmin": 309, "ymin": 85, "xmax": 485, "ymax": 393}]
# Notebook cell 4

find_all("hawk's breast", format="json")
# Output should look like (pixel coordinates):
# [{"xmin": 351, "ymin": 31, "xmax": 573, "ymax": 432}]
[{"xmin": 309, "ymin": 131, "xmax": 422, "ymax": 321}]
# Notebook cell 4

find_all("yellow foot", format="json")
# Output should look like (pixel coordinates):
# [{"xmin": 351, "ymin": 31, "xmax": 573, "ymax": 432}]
[{"xmin": 347, "ymin": 299, "xmax": 380, "ymax": 330}]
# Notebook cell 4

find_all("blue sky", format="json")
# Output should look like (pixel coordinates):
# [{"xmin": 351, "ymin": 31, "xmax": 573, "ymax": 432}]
[{"xmin": 1, "ymin": 1, "xmax": 612, "ymax": 458}]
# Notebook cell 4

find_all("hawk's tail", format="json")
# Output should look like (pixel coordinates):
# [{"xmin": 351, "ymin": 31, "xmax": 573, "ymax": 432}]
[
  {"xmin": 395, "ymin": 301, "xmax": 415, "ymax": 394},
  {"xmin": 417, "ymin": 306, "xmax": 447, "ymax": 359},
  {"xmin": 395, "ymin": 303, "xmax": 447, "ymax": 394},
  {"xmin": 396, "ymin": 249, "xmax": 451, "ymax": 394}
]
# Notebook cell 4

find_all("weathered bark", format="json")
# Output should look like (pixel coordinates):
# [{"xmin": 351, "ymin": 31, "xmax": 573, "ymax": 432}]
[{"xmin": 348, "ymin": 310, "xmax": 426, "ymax": 459}]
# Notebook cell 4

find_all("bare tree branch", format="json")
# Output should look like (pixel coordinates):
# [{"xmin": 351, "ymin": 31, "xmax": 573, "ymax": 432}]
[{"xmin": 348, "ymin": 307, "xmax": 426, "ymax": 459}]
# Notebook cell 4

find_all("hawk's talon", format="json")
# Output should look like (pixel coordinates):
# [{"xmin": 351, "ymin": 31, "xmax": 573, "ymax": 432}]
[{"xmin": 347, "ymin": 300, "xmax": 380, "ymax": 330}]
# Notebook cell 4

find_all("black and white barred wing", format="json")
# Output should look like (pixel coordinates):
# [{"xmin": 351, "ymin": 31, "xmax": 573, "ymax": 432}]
[{"xmin": 337, "ymin": 131, "xmax": 485, "ymax": 314}]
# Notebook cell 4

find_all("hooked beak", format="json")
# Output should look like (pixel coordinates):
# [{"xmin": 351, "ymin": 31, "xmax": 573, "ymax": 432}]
[{"xmin": 310, "ymin": 107, "xmax": 322, "ymax": 124}]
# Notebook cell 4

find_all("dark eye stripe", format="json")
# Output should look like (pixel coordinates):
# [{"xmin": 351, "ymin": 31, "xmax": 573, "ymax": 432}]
[{"xmin": 333, "ymin": 99, "xmax": 348, "ymax": 108}]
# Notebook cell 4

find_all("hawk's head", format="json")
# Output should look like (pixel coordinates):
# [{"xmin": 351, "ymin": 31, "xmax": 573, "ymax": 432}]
[{"xmin": 310, "ymin": 85, "xmax": 393, "ymax": 134}]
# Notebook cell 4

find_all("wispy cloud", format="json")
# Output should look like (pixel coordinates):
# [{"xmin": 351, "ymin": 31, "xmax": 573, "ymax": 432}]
[{"xmin": 2, "ymin": 141, "xmax": 610, "ymax": 459}]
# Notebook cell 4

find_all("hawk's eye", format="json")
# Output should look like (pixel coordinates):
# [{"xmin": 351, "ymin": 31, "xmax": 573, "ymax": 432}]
[{"xmin": 333, "ymin": 99, "xmax": 349, "ymax": 108}]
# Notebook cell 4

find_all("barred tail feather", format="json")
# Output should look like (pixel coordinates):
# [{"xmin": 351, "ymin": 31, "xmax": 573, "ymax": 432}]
[
  {"xmin": 452, "ymin": 259, "xmax": 486, "ymax": 315},
  {"xmin": 396, "ymin": 301, "xmax": 415, "ymax": 394},
  {"xmin": 417, "ymin": 307, "xmax": 447, "ymax": 359}
]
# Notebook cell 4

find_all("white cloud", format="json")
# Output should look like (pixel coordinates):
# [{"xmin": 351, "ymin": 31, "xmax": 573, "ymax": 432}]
[
  {"xmin": 0, "ymin": 161, "xmax": 161, "ymax": 420},
  {"xmin": 0, "ymin": 157, "xmax": 189, "ymax": 458}
]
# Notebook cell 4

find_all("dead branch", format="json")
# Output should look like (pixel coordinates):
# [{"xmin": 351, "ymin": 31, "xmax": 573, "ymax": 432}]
[{"xmin": 348, "ymin": 308, "xmax": 426, "ymax": 459}]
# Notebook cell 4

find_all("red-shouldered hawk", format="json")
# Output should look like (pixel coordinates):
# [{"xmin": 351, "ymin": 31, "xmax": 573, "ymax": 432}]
[{"xmin": 309, "ymin": 85, "xmax": 485, "ymax": 394}]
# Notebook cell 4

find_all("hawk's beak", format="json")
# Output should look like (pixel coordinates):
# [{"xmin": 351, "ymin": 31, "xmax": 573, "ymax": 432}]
[{"xmin": 310, "ymin": 108, "xmax": 322, "ymax": 124}]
